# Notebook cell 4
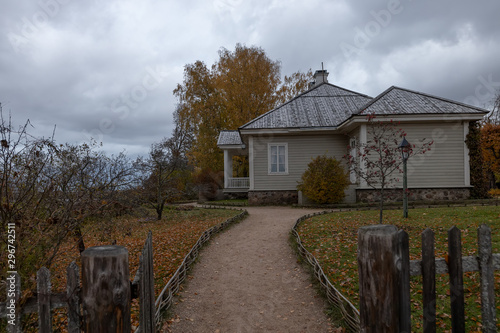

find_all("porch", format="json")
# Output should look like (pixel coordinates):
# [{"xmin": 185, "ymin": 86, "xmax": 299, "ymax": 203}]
[
  {"xmin": 226, "ymin": 177, "xmax": 250, "ymax": 190},
  {"xmin": 218, "ymin": 130, "xmax": 250, "ymax": 193}
]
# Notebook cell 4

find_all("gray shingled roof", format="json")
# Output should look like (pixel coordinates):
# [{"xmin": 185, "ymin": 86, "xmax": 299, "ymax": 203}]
[
  {"xmin": 357, "ymin": 86, "xmax": 489, "ymax": 116},
  {"xmin": 217, "ymin": 130, "xmax": 244, "ymax": 145},
  {"xmin": 218, "ymin": 84, "xmax": 488, "ymax": 148},
  {"xmin": 240, "ymin": 83, "xmax": 372, "ymax": 130}
]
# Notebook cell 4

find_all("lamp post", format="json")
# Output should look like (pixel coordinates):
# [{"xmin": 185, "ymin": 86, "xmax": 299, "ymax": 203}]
[{"xmin": 398, "ymin": 137, "xmax": 411, "ymax": 218}]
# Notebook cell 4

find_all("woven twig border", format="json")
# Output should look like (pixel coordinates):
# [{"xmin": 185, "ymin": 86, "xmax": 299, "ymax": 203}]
[{"xmin": 291, "ymin": 211, "xmax": 360, "ymax": 332}]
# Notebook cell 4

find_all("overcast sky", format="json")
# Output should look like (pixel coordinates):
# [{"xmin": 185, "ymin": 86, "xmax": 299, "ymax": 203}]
[{"xmin": 1, "ymin": 0, "xmax": 500, "ymax": 158}]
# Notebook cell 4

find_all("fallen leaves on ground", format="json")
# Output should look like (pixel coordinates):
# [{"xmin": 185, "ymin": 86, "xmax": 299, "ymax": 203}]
[
  {"xmin": 297, "ymin": 205, "xmax": 500, "ymax": 332},
  {"xmin": 46, "ymin": 206, "xmax": 240, "ymax": 331}
]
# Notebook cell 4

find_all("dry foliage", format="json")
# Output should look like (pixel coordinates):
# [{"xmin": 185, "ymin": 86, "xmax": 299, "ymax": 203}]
[
  {"xmin": 174, "ymin": 44, "xmax": 312, "ymax": 170},
  {"xmin": 28, "ymin": 207, "xmax": 239, "ymax": 331},
  {"xmin": 297, "ymin": 206, "xmax": 500, "ymax": 332},
  {"xmin": 481, "ymin": 122, "xmax": 500, "ymax": 189}
]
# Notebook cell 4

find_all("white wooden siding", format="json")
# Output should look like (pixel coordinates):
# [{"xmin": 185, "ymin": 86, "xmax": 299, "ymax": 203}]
[
  {"xmin": 404, "ymin": 122, "xmax": 465, "ymax": 187},
  {"xmin": 250, "ymin": 122, "xmax": 468, "ymax": 192},
  {"xmin": 360, "ymin": 122, "xmax": 466, "ymax": 188},
  {"xmin": 252, "ymin": 134, "xmax": 349, "ymax": 191}
]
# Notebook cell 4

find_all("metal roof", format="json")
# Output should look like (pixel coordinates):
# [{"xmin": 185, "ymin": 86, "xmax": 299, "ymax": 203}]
[
  {"xmin": 357, "ymin": 86, "xmax": 489, "ymax": 116},
  {"xmin": 217, "ymin": 130, "xmax": 244, "ymax": 145},
  {"xmin": 240, "ymin": 83, "xmax": 372, "ymax": 130},
  {"xmin": 217, "ymin": 83, "xmax": 489, "ymax": 146}
]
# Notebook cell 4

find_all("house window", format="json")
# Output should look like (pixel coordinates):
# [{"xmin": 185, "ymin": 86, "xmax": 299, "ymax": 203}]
[{"xmin": 268, "ymin": 143, "xmax": 288, "ymax": 174}]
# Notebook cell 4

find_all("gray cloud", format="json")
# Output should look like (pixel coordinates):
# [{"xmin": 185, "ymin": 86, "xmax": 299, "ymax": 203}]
[{"xmin": 1, "ymin": 0, "xmax": 499, "ymax": 158}]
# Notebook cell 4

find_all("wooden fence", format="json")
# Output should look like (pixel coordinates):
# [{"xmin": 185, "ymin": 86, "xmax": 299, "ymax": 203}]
[
  {"xmin": 0, "ymin": 232, "xmax": 154, "ymax": 333},
  {"xmin": 1, "ymin": 209, "xmax": 247, "ymax": 332},
  {"xmin": 358, "ymin": 224, "xmax": 500, "ymax": 332}
]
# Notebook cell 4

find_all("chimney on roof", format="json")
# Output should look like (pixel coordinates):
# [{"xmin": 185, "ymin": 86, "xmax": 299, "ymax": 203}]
[
  {"xmin": 309, "ymin": 69, "xmax": 329, "ymax": 89},
  {"xmin": 314, "ymin": 69, "xmax": 329, "ymax": 84}
]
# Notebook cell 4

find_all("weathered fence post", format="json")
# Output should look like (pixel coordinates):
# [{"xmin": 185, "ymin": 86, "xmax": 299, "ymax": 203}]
[
  {"xmin": 358, "ymin": 225, "xmax": 401, "ymax": 332},
  {"xmin": 397, "ymin": 230, "xmax": 411, "ymax": 332},
  {"xmin": 81, "ymin": 246, "xmax": 131, "ymax": 333},
  {"xmin": 421, "ymin": 228, "xmax": 436, "ymax": 333},
  {"xmin": 37, "ymin": 267, "xmax": 52, "ymax": 333},
  {"xmin": 477, "ymin": 224, "xmax": 497, "ymax": 332},
  {"xmin": 66, "ymin": 262, "xmax": 81, "ymax": 333},
  {"xmin": 448, "ymin": 226, "xmax": 465, "ymax": 333},
  {"xmin": 139, "ymin": 231, "xmax": 155, "ymax": 333}
]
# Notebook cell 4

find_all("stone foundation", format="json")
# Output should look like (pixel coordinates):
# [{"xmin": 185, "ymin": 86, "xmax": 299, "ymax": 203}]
[
  {"xmin": 248, "ymin": 190, "xmax": 298, "ymax": 206},
  {"xmin": 356, "ymin": 188, "xmax": 471, "ymax": 203},
  {"xmin": 223, "ymin": 191, "xmax": 248, "ymax": 200}
]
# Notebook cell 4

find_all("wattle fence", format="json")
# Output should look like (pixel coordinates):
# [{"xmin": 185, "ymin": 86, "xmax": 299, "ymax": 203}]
[
  {"xmin": 293, "ymin": 210, "xmax": 499, "ymax": 332},
  {"xmin": 291, "ymin": 211, "xmax": 361, "ymax": 331}
]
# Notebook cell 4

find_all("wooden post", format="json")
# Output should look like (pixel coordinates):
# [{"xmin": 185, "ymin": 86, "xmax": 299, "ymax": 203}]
[
  {"xmin": 139, "ymin": 231, "xmax": 155, "ymax": 333},
  {"xmin": 66, "ymin": 262, "xmax": 81, "ymax": 333},
  {"xmin": 448, "ymin": 226, "xmax": 465, "ymax": 333},
  {"xmin": 421, "ymin": 228, "xmax": 436, "ymax": 333},
  {"xmin": 358, "ymin": 225, "xmax": 400, "ymax": 332},
  {"xmin": 397, "ymin": 230, "xmax": 411, "ymax": 332},
  {"xmin": 477, "ymin": 224, "xmax": 497, "ymax": 332},
  {"xmin": 81, "ymin": 246, "xmax": 131, "ymax": 333},
  {"xmin": 37, "ymin": 267, "xmax": 52, "ymax": 333}
]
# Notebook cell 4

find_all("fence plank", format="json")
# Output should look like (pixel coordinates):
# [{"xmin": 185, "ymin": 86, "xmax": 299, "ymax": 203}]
[
  {"xmin": 139, "ymin": 231, "xmax": 155, "ymax": 333},
  {"xmin": 448, "ymin": 226, "xmax": 465, "ymax": 333},
  {"xmin": 397, "ymin": 230, "xmax": 411, "ymax": 333},
  {"xmin": 477, "ymin": 224, "xmax": 497, "ymax": 332},
  {"xmin": 37, "ymin": 267, "xmax": 53, "ymax": 333},
  {"xmin": 358, "ymin": 225, "xmax": 400, "ymax": 332},
  {"xmin": 66, "ymin": 262, "xmax": 80, "ymax": 333},
  {"xmin": 421, "ymin": 228, "xmax": 436, "ymax": 333},
  {"xmin": 81, "ymin": 246, "xmax": 131, "ymax": 333}
]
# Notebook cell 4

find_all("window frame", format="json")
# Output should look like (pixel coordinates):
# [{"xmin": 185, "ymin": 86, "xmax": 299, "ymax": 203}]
[{"xmin": 268, "ymin": 143, "xmax": 288, "ymax": 175}]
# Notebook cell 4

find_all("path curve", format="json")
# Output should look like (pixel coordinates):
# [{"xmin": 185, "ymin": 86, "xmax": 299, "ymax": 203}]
[{"xmin": 165, "ymin": 206, "xmax": 336, "ymax": 333}]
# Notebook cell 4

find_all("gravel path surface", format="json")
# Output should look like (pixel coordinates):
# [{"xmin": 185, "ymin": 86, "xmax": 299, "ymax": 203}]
[{"xmin": 165, "ymin": 206, "xmax": 336, "ymax": 333}]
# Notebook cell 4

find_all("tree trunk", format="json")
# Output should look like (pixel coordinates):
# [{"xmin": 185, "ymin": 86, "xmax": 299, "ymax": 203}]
[
  {"xmin": 156, "ymin": 204, "xmax": 163, "ymax": 220},
  {"xmin": 74, "ymin": 226, "xmax": 86, "ymax": 254}
]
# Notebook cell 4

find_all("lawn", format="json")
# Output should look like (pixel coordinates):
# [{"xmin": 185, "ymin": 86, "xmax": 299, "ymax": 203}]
[
  {"xmin": 296, "ymin": 205, "xmax": 500, "ymax": 332},
  {"xmin": 39, "ymin": 206, "xmax": 241, "ymax": 331}
]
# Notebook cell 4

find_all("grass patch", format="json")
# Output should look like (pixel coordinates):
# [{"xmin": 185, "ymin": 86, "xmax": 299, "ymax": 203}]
[
  {"xmin": 205, "ymin": 198, "xmax": 248, "ymax": 206},
  {"xmin": 296, "ymin": 206, "xmax": 500, "ymax": 332}
]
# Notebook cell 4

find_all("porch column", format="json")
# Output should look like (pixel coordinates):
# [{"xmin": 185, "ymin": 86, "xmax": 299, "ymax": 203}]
[{"xmin": 224, "ymin": 150, "xmax": 233, "ymax": 188}]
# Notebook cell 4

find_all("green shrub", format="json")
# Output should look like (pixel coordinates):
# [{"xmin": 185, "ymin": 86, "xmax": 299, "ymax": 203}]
[{"xmin": 297, "ymin": 155, "xmax": 349, "ymax": 204}]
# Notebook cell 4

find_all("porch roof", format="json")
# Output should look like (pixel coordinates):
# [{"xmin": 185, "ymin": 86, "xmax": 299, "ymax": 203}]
[{"xmin": 217, "ymin": 130, "xmax": 244, "ymax": 146}]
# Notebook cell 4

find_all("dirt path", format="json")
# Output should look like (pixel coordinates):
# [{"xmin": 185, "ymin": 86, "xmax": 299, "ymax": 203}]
[{"xmin": 165, "ymin": 206, "xmax": 335, "ymax": 333}]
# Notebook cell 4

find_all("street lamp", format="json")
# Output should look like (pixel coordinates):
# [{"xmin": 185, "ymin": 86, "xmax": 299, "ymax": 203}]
[{"xmin": 398, "ymin": 137, "xmax": 411, "ymax": 218}]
